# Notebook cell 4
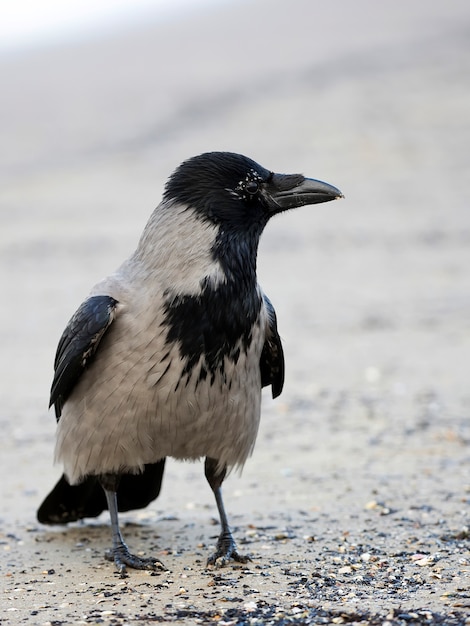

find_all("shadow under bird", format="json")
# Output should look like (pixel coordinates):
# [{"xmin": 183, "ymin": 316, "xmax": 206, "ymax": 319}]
[{"xmin": 37, "ymin": 152, "xmax": 342, "ymax": 576}]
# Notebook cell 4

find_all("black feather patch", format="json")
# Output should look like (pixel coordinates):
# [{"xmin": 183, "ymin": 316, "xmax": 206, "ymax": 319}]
[
  {"xmin": 37, "ymin": 474, "xmax": 107, "ymax": 524},
  {"xmin": 37, "ymin": 461, "xmax": 166, "ymax": 524},
  {"xmin": 164, "ymin": 152, "xmax": 271, "ymax": 228},
  {"xmin": 50, "ymin": 295, "xmax": 118, "ymax": 419},
  {"xmin": 162, "ymin": 278, "xmax": 262, "ymax": 383},
  {"xmin": 260, "ymin": 295, "xmax": 285, "ymax": 398}
]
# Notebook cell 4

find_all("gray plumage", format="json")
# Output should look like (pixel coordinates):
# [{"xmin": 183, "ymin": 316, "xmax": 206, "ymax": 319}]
[
  {"xmin": 38, "ymin": 152, "xmax": 342, "ymax": 575},
  {"xmin": 55, "ymin": 205, "xmax": 264, "ymax": 482}
]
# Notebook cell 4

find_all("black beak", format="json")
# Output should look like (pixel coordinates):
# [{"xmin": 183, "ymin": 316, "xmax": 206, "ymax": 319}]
[{"xmin": 268, "ymin": 174, "xmax": 343, "ymax": 212}]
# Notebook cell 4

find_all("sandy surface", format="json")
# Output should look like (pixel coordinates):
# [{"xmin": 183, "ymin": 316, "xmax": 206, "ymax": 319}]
[{"xmin": 1, "ymin": 1, "xmax": 469, "ymax": 624}]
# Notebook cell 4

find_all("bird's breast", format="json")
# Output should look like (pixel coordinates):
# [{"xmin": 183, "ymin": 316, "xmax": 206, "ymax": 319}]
[
  {"xmin": 55, "ymin": 285, "xmax": 268, "ymax": 483},
  {"xmin": 161, "ymin": 277, "xmax": 263, "ymax": 380}
]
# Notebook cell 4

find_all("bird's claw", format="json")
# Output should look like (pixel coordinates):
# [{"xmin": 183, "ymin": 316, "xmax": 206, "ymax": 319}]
[
  {"xmin": 105, "ymin": 544, "xmax": 167, "ymax": 578},
  {"xmin": 206, "ymin": 531, "xmax": 251, "ymax": 568}
]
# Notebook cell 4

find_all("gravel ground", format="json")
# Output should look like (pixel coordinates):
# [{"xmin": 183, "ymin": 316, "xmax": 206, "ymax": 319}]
[{"xmin": 1, "ymin": 1, "xmax": 469, "ymax": 624}]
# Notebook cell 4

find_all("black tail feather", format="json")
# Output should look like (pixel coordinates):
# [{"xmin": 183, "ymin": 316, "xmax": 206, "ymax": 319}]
[
  {"xmin": 37, "ymin": 460, "xmax": 166, "ymax": 525},
  {"xmin": 118, "ymin": 461, "xmax": 166, "ymax": 512}
]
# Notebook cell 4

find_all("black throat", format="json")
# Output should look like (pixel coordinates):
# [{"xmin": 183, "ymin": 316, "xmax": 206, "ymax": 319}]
[{"xmin": 162, "ymin": 227, "xmax": 263, "ymax": 383}]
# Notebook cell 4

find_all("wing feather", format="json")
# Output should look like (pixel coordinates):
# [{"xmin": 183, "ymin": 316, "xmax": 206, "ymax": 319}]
[
  {"xmin": 260, "ymin": 294, "xmax": 285, "ymax": 399},
  {"xmin": 50, "ymin": 295, "xmax": 119, "ymax": 419}
]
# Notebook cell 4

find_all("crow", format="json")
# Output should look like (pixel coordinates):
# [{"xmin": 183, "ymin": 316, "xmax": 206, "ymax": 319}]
[{"xmin": 37, "ymin": 152, "xmax": 342, "ymax": 576}]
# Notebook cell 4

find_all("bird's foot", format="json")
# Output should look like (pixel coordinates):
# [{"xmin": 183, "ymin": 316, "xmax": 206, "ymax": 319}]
[
  {"xmin": 206, "ymin": 530, "xmax": 251, "ymax": 568},
  {"xmin": 105, "ymin": 543, "xmax": 167, "ymax": 578}
]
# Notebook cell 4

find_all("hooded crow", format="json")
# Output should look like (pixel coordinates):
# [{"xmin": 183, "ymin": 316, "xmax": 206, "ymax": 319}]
[{"xmin": 38, "ymin": 152, "xmax": 342, "ymax": 576}]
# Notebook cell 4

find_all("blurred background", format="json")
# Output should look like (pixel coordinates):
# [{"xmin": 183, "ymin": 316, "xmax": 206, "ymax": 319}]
[{"xmin": 1, "ymin": 0, "xmax": 469, "ymax": 515}]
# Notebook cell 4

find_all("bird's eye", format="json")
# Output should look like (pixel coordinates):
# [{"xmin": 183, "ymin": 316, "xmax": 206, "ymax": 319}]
[{"xmin": 245, "ymin": 180, "xmax": 259, "ymax": 195}]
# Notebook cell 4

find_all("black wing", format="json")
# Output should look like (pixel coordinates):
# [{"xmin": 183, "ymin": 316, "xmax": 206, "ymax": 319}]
[
  {"xmin": 50, "ymin": 295, "xmax": 119, "ymax": 419},
  {"xmin": 260, "ymin": 294, "xmax": 285, "ymax": 399}
]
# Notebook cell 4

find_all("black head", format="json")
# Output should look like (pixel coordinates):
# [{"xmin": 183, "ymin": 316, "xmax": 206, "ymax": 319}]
[{"xmin": 164, "ymin": 152, "xmax": 342, "ymax": 234}]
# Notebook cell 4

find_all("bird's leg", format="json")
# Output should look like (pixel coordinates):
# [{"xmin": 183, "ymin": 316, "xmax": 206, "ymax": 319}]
[
  {"xmin": 100, "ymin": 473, "xmax": 166, "ymax": 577},
  {"xmin": 204, "ymin": 457, "xmax": 251, "ymax": 567}
]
